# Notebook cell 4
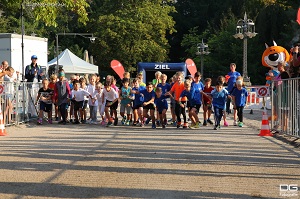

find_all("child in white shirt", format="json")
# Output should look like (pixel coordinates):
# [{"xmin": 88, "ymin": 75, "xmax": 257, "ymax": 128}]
[{"xmin": 71, "ymin": 80, "xmax": 91, "ymax": 124}]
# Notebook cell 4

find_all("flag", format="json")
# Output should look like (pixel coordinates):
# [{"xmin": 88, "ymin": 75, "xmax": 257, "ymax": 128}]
[
  {"xmin": 185, "ymin": 58, "xmax": 197, "ymax": 77},
  {"xmin": 297, "ymin": 8, "xmax": 300, "ymax": 25},
  {"xmin": 110, "ymin": 60, "xmax": 125, "ymax": 79}
]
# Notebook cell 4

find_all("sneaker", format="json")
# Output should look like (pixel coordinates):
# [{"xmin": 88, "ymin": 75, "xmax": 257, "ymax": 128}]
[
  {"xmin": 91, "ymin": 121, "xmax": 98, "ymax": 125},
  {"xmin": 140, "ymin": 122, "xmax": 144, "ymax": 127},
  {"xmin": 189, "ymin": 123, "xmax": 196, "ymax": 129},
  {"xmin": 125, "ymin": 120, "xmax": 130, "ymax": 126},
  {"xmin": 233, "ymin": 120, "xmax": 237, "ymax": 126},
  {"xmin": 203, "ymin": 120, "xmax": 207, "ymax": 126},
  {"xmin": 224, "ymin": 121, "xmax": 229, "ymax": 127},
  {"xmin": 176, "ymin": 122, "xmax": 181, "ymax": 128},
  {"xmin": 207, "ymin": 118, "xmax": 213, "ymax": 125},
  {"xmin": 238, "ymin": 122, "xmax": 243, "ymax": 127},
  {"xmin": 82, "ymin": 120, "xmax": 87, "ymax": 124},
  {"xmin": 62, "ymin": 121, "xmax": 67, "ymax": 125},
  {"xmin": 70, "ymin": 119, "xmax": 73, "ymax": 123},
  {"xmin": 121, "ymin": 116, "xmax": 127, "ymax": 125},
  {"xmin": 163, "ymin": 119, "xmax": 167, "ymax": 125},
  {"xmin": 48, "ymin": 119, "xmax": 52, "ymax": 124},
  {"xmin": 162, "ymin": 124, "xmax": 166, "ymax": 128},
  {"xmin": 37, "ymin": 119, "xmax": 42, "ymax": 125},
  {"xmin": 213, "ymin": 125, "xmax": 218, "ymax": 130},
  {"xmin": 171, "ymin": 121, "xmax": 177, "ymax": 127},
  {"xmin": 183, "ymin": 122, "xmax": 188, "ymax": 128},
  {"xmin": 113, "ymin": 118, "xmax": 118, "ymax": 126},
  {"xmin": 145, "ymin": 117, "xmax": 151, "ymax": 125},
  {"xmin": 106, "ymin": 121, "xmax": 113, "ymax": 127},
  {"xmin": 156, "ymin": 120, "xmax": 161, "ymax": 126},
  {"xmin": 195, "ymin": 122, "xmax": 200, "ymax": 128},
  {"xmin": 74, "ymin": 120, "xmax": 80, "ymax": 124},
  {"xmin": 101, "ymin": 120, "xmax": 106, "ymax": 126},
  {"xmin": 55, "ymin": 117, "xmax": 59, "ymax": 121},
  {"xmin": 152, "ymin": 124, "xmax": 156, "ymax": 129},
  {"xmin": 218, "ymin": 125, "xmax": 221, "ymax": 129}
]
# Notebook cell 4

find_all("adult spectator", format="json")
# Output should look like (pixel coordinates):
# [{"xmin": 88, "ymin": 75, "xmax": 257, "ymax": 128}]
[
  {"xmin": 25, "ymin": 55, "xmax": 44, "ymax": 118},
  {"xmin": 226, "ymin": 63, "xmax": 241, "ymax": 120},
  {"xmin": 25, "ymin": 55, "xmax": 44, "ymax": 83}
]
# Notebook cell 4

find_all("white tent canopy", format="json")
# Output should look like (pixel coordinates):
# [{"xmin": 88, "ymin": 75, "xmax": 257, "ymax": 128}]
[{"xmin": 48, "ymin": 49, "xmax": 98, "ymax": 74}]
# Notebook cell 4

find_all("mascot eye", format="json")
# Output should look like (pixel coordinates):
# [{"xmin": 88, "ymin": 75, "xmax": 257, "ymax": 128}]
[{"xmin": 268, "ymin": 53, "xmax": 279, "ymax": 61}]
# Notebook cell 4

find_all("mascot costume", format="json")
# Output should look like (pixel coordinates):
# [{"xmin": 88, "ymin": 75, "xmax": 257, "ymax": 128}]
[{"xmin": 261, "ymin": 41, "xmax": 290, "ymax": 86}]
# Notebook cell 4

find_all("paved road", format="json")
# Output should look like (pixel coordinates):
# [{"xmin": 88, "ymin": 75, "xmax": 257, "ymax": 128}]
[{"xmin": 0, "ymin": 116, "xmax": 299, "ymax": 199}]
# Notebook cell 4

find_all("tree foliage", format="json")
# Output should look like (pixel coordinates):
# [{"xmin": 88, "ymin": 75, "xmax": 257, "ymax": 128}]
[{"xmin": 88, "ymin": 0, "xmax": 176, "ymax": 72}]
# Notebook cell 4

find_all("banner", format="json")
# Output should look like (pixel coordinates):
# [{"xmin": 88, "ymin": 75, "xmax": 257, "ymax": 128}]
[
  {"xmin": 110, "ymin": 60, "xmax": 125, "ymax": 79},
  {"xmin": 297, "ymin": 8, "xmax": 300, "ymax": 25},
  {"xmin": 185, "ymin": 58, "xmax": 197, "ymax": 77}
]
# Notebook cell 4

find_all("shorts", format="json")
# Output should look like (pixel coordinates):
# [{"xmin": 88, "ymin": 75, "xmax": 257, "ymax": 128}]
[
  {"xmin": 120, "ymin": 103, "xmax": 132, "ymax": 114},
  {"xmin": 74, "ymin": 100, "xmax": 84, "ymax": 111},
  {"xmin": 157, "ymin": 107, "xmax": 168, "ymax": 114},
  {"xmin": 83, "ymin": 100, "xmax": 88, "ymax": 109},
  {"xmin": 189, "ymin": 104, "xmax": 201, "ymax": 113},
  {"xmin": 143, "ymin": 103, "xmax": 155, "ymax": 110},
  {"xmin": 39, "ymin": 101, "xmax": 52, "ymax": 112},
  {"xmin": 132, "ymin": 104, "xmax": 143, "ymax": 110},
  {"xmin": 203, "ymin": 101, "xmax": 212, "ymax": 110},
  {"xmin": 105, "ymin": 100, "xmax": 118, "ymax": 110}
]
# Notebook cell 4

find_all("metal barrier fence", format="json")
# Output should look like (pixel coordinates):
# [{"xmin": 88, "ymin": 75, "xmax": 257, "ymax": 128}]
[
  {"xmin": 271, "ymin": 77, "xmax": 300, "ymax": 138},
  {"xmin": 0, "ymin": 81, "xmax": 42, "ymax": 126}
]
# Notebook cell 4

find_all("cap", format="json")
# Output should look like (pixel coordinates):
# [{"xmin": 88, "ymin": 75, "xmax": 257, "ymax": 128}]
[{"xmin": 31, "ymin": 55, "xmax": 38, "ymax": 59}]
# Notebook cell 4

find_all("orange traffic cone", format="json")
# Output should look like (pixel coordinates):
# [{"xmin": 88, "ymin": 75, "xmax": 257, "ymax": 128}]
[
  {"xmin": 258, "ymin": 109, "xmax": 272, "ymax": 136},
  {"xmin": 0, "ymin": 106, "xmax": 7, "ymax": 136}
]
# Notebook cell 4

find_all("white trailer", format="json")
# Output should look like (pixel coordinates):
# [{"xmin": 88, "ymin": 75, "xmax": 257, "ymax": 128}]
[{"xmin": 0, "ymin": 33, "xmax": 48, "ymax": 76}]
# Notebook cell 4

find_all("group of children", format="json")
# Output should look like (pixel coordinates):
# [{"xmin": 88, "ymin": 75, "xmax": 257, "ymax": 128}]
[{"xmin": 36, "ymin": 66, "xmax": 249, "ymax": 130}]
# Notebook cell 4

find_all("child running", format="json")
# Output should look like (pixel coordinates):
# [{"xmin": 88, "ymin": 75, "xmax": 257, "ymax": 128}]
[
  {"xmin": 154, "ymin": 87, "xmax": 171, "ymax": 128},
  {"xmin": 211, "ymin": 81, "xmax": 229, "ymax": 130},
  {"xmin": 202, "ymin": 78, "xmax": 214, "ymax": 126},
  {"xmin": 103, "ymin": 81, "xmax": 119, "ymax": 127},
  {"xmin": 166, "ymin": 71, "xmax": 187, "ymax": 128},
  {"xmin": 140, "ymin": 82, "xmax": 156, "ymax": 128},
  {"xmin": 131, "ymin": 78, "xmax": 145, "ymax": 126},
  {"xmin": 179, "ymin": 79, "xmax": 202, "ymax": 129},
  {"xmin": 119, "ymin": 78, "xmax": 133, "ymax": 126},
  {"xmin": 71, "ymin": 79, "xmax": 91, "ymax": 124},
  {"xmin": 36, "ymin": 79, "xmax": 53, "ymax": 125},
  {"xmin": 231, "ymin": 77, "xmax": 248, "ymax": 127}
]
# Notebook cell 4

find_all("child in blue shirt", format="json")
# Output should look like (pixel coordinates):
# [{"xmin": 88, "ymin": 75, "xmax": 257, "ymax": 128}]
[
  {"xmin": 156, "ymin": 73, "xmax": 171, "ymax": 126},
  {"xmin": 211, "ymin": 81, "xmax": 229, "ymax": 130},
  {"xmin": 179, "ymin": 79, "xmax": 203, "ymax": 128},
  {"xmin": 154, "ymin": 87, "xmax": 172, "ymax": 128},
  {"xmin": 141, "ymin": 82, "xmax": 156, "ymax": 128},
  {"xmin": 131, "ymin": 78, "xmax": 145, "ymax": 126},
  {"xmin": 231, "ymin": 78, "xmax": 248, "ymax": 127}
]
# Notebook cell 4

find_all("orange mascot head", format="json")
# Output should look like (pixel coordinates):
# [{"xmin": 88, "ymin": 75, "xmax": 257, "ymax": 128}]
[{"xmin": 262, "ymin": 41, "xmax": 290, "ymax": 70}]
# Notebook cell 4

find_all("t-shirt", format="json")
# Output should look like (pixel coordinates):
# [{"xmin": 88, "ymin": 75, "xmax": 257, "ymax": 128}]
[
  {"xmin": 203, "ymin": 86, "xmax": 214, "ymax": 104},
  {"xmin": 227, "ymin": 71, "xmax": 241, "ymax": 92},
  {"xmin": 132, "ymin": 86, "xmax": 145, "ymax": 106},
  {"xmin": 102, "ymin": 88, "xmax": 119, "ymax": 102},
  {"xmin": 231, "ymin": 87, "xmax": 248, "ymax": 107},
  {"xmin": 38, "ymin": 87, "xmax": 53, "ymax": 104},
  {"xmin": 211, "ymin": 88, "xmax": 228, "ymax": 109},
  {"xmin": 192, "ymin": 81, "xmax": 204, "ymax": 103},
  {"xmin": 170, "ymin": 82, "xmax": 187, "ymax": 101},
  {"xmin": 157, "ymin": 83, "xmax": 171, "ymax": 95},
  {"xmin": 71, "ymin": 89, "xmax": 90, "ymax": 102},
  {"xmin": 141, "ymin": 89, "xmax": 155, "ymax": 103},
  {"xmin": 180, "ymin": 87, "xmax": 201, "ymax": 106},
  {"xmin": 120, "ymin": 86, "xmax": 132, "ymax": 105},
  {"xmin": 154, "ymin": 95, "xmax": 169, "ymax": 110},
  {"xmin": 87, "ymin": 84, "xmax": 96, "ymax": 106}
]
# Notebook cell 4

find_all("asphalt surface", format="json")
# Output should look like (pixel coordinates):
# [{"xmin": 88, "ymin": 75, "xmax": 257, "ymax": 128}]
[{"xmin": 0, "ymin": 111, "xmax": 299, "ymax": 199}]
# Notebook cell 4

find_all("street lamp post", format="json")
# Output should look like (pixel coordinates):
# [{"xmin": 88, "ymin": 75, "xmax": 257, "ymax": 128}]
[
  {"xmin": 195, "ymin": 39, "xmax": 210, "ymax": 80},
  {"xmin": 233, "ymin": 12, "xmax": 257, "ymax": 85},
  {"xmin": 55, "ymin": 33, "xmax": 96, "ymax": 73}
]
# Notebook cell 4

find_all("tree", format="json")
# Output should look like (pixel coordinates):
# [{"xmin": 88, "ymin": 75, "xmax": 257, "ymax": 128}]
[{"xmin": 88, "ymin": 0, "xmax": 176, "ymax": 73}]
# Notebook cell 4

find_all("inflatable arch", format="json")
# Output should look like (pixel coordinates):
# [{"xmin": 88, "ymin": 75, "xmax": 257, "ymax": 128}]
[{"xmin": 137, "ymin": 62, "xmax": 187, "ymax": 83}]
